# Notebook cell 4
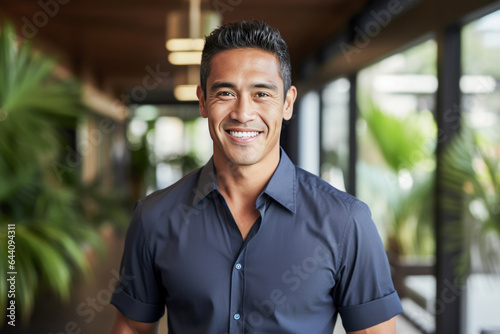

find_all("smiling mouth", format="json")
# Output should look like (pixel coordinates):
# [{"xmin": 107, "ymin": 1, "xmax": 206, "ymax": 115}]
[{"xmin": 227, "ymin": 130, "xmax": 261, "ymax": 139}]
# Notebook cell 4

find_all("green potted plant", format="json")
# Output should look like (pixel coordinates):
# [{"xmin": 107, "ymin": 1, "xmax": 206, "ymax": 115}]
[{"xmin": 0, "ymin": 22, "xmax": 101, "ymax": 326}]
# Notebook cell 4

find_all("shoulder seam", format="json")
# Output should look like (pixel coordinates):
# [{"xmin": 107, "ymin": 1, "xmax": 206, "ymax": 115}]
[
  {"xmin": 334, "ymin": 199, "xmax": 360, "ymax": 280},
  {"xmin": 137, "ymin": 202, "xmax": 155, "ymax": 262},
  {"xmin": 295, "ymin": 167, "xmax": 350, "ymax": 199}
]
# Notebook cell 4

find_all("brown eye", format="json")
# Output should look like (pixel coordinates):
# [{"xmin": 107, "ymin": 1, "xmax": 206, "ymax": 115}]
[{"xmin": 217, "ymin": 91, "xmax": 234, "ymax": 97}]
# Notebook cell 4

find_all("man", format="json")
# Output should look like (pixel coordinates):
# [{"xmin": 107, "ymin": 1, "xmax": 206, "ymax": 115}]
[{"xmin": 111, "ymin": 20, "xmax": 403, "ymax": 333}]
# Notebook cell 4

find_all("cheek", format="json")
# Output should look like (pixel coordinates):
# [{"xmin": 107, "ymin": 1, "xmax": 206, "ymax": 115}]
[
  {"xmin": 259, "ymin": 104, "xmax": 284, "ymax": 123},
  {"xmin": 208, "ymin": 106, "xmax": 229, "ymax": 125},
  {"xmin": 267, "ymin": 113, "xmax": 285, "ymax": 131},
  {"xmin": 207, "ymin": 115, "xmax": 226, "ymax": 141}
]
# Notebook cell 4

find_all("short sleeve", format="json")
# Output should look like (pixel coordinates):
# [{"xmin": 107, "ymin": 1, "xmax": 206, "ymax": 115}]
[
  {"xmin": 110, "ymin": 201, "xmax": 165, "ymax": 322},
  {"xmin": 333, "ymin": 200, "xmax": 403, "ymax": 332}
]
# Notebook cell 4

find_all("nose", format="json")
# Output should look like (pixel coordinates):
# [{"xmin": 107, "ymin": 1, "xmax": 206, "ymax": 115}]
[{"xmin": 229, "ymin": 95, "xmax": 256, "ymax": 123}]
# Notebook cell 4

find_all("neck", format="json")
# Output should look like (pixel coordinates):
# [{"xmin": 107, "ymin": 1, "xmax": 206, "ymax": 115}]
[{"xmin": 213, "ymin": 149, "xmax": 280, "ymax": 203}]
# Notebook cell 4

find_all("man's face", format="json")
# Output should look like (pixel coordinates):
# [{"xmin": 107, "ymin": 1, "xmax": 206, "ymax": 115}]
[{"xmin": 197, "ymin": 48, "xmax": 296, "ymax": 168}]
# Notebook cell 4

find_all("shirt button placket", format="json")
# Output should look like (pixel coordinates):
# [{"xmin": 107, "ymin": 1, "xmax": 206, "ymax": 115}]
[{"xmin": 229, "ymin": 257, "xmax": 245, "ymax": 333}]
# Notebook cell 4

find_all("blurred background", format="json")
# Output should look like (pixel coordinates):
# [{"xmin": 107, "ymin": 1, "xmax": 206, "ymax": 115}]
[{"xmin": 0, "ymin": 0, "xmax": 499, "ymax": 333}]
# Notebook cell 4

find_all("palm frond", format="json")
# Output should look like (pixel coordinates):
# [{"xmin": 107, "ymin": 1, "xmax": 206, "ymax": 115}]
[
  {"xmin": 361, "ymin": 100, "xmax": 436, "ymax": 171},
  {"xmin": 0, "ymin": 21, "xmax": 103, "ymax": 326},
  {"xmin": 440, "ymin": 127, "xmax": 500, "ymax": 277},
  {"xmin": 358, "ymin": 100, "xmax": 436, "ymax": 256}
]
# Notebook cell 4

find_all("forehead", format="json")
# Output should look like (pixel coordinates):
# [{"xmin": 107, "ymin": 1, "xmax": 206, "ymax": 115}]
[{"xmin": 207, "ymin": 48, "xmax": 282, "ymax": 84}]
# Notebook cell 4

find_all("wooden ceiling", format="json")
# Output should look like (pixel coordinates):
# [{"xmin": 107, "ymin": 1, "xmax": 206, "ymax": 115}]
[{"xmin": 1, "ymin": 0, "xmax": 369, "ymax": 104}]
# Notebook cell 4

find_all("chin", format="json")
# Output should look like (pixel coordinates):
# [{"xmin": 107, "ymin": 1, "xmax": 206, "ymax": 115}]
[
  {"xmin": 228, "ymin": 156, "xmax": 260, "ymax": 166},
  {"xmin": 225, "ymin": 152, "xmax": 261, "ymax": 166}
]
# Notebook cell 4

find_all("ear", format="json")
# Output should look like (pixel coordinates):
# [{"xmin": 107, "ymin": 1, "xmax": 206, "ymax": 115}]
[
  {"xmin": 197, "ymin": 84, "xmax": 208, "ymax": 118},
  {"xmin": 283, "ymin": 85, "xmax": 297, "ymax": 121}
]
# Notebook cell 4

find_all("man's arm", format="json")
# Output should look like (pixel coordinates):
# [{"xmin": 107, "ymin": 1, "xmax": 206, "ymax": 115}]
[
  {"xmin": 111, "ymin": 310, "xmax": 157, "ymax": 334},
  {"xmin": 347, "ymin": 316, "xmax": 396, "ymax": 334}
]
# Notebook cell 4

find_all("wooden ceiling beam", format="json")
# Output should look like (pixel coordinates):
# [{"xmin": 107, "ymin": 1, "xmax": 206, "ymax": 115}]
[{"xmin": 303, "ymin": 0, "xmax": 499, "ymax": 88}]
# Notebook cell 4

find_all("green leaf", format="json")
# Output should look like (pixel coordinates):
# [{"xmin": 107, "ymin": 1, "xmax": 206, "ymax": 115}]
[{"xmin": 361, "ymin": 100, "xmax": 436, "ymax": 171}]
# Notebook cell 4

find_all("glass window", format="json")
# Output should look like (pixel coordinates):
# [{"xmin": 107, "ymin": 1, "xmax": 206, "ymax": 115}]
[
  {"xmin": 321, "ymin": 78, "xmax": 350, "ymax": 192},
  {"xmin": 357, "ymin": 39, "xmax": 437, "ymax": 257},
  {"xmin": 298, "ymin": 91, "xmax": 320, "ymax": 175},
  {"xmin": 461, "ymin": 9, "xmax": 500, "ymax": 334},
  {"xmin": 356, "ymin": 39, "xmax": 438, "ymax": 332}
]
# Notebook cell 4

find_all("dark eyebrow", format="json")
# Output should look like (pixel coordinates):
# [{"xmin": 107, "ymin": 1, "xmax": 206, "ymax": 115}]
[
  {"xmin": 209, "ymin": 82, "xmax": 235, "ymax": 92},
  {"xmin": 209, "ymin": 82, "xmax": 279, "ymax": 92},
  {"xmin": 252, "ymin": 82, "xmax": 279, "ymax": 91}
]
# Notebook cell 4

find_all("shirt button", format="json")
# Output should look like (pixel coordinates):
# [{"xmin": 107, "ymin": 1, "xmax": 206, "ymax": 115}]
[
  {"xmin": 234, "ymin": 313, "xmax": 240, "ymax": 320},
  {"xmin": 235, "ymin": 263, "xmax": 242, "ymax": 270}
]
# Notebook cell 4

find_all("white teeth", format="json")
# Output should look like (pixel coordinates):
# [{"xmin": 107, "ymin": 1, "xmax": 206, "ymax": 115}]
[{"xmin": 229, "ymin": 131, "xmax": 260, "ymax": 138}]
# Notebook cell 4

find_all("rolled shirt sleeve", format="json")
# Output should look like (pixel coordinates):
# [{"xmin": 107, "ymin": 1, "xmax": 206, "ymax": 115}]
[
  {"xmin": 334, "ymin": 200, "xmax": 403, "ymax": 331},
  {"xmin": 110, "ymin": 201, "xmax": 165, "ymax": 323}
]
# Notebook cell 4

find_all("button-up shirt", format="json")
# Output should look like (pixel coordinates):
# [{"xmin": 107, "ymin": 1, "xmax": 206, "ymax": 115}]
[{"xmin": 111, "ymin": 149, "xmax": 403, "ymax": 333}]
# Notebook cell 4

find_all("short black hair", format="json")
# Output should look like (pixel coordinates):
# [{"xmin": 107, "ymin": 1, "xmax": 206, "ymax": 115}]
[{"xmin": 200, "ymin": 20, "xmax": 292, "ymax": 98}]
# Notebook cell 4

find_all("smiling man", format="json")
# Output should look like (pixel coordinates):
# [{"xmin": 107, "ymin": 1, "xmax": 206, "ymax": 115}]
[{"xmin": 111, "ymin": 20, "xmax": 403, "ymax": 334}]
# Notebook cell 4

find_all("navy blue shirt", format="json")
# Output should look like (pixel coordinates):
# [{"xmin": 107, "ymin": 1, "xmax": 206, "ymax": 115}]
[{"xmin": 111, "ymin": 150, "xmax": 403, "ymax": 333}]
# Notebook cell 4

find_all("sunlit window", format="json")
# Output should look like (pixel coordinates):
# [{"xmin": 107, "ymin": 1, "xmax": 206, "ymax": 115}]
[
  {"xmin": 460, "ymin": 9, "xmax": 500, "ymax": 334},
  {"xmin": 321, "ymin": 78, "xmax": 350, "ymax": 191},
  {"xmin": 356, "ymin": 39, "xmax": 438, "ymax": 332},
  {"xmin": 298, "ymin": 91, "xmax": 320, "ymax": 175},
  {"xmin": 357, "ymin": 39, "xmax": 437, "ymax": 257}
]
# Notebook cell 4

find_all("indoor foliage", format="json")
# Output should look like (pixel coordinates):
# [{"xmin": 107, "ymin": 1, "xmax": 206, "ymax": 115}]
[{"xmin": 0, "ymin": 22, "xmax": 101, "ymax": 326}]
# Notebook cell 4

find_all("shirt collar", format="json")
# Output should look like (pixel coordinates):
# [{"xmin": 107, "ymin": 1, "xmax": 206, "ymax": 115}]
[
  {"xmin": 192, "ymin": 148, "xmax": 297, "ymax": 214},
  {"xmin": 192, "ymin": 157, "xmax": 218, "ymax": 206},
  {"xmin": 262, "ymin": 148, "xmax": 296, "ymax": 213}
]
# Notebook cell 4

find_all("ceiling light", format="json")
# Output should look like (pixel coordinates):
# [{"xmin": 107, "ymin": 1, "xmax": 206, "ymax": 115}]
[
  {"xmin": 174, "ymin": 84, "xmax": 198, "ymax": 101},
  {"xmin": 166, "ymin": 38, "xmax": 205, "ymax": 51},
  {"xmin": 168, "ymin": 52, "xmax": 202, "ymax": 65},
  {"xmin": 166, "ymin": 0, "xmax": 220, "ymax": 65}
]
